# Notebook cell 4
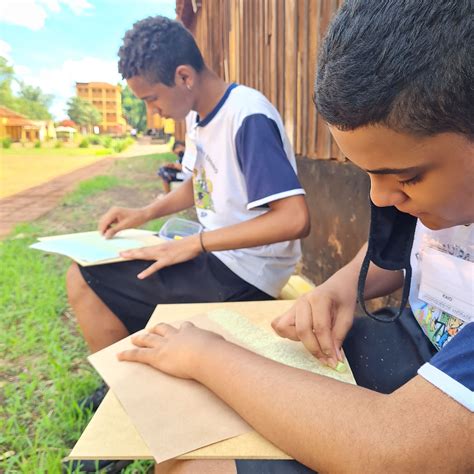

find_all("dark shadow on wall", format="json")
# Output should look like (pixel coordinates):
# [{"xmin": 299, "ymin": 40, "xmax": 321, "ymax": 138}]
[
  {"xmin": 297, "ymin": 157, "xmax": 402, "ymax": 307},
  {"xmin": 296, "ymin": 157, "xmax": 371, "ymax": 283}
]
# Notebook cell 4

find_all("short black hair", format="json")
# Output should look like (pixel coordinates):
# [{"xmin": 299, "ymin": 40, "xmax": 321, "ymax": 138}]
[
  {"xmin": 172, "ymin": 140, "xmax": 185, "ymax": 151},
  {"xmin": 118, "ymin": 16, "xmax": 205, "ymax": 86},
  {"xmin": 315, "ymin": 0, "xmax": 474, "ymax": 137}
]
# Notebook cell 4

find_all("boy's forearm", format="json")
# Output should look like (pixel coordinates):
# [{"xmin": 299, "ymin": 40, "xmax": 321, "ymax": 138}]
[
  {"xmin": 193, "ymin": 339, "xmax": 471, "ymax": 472},
  {"xmin": 194, "ymin": 340, "xmax": 381, "ymax": 470},
  {"xmin": 144, "ymin": 178, "xmax": 195, "ymax": 220},
  {"xmin": 201, "ymin": 195, "xmax": 309, "ymax": 251}
]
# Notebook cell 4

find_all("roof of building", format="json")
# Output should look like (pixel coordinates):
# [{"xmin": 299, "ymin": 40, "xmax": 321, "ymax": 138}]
[
  {"xmin": 0, "ymin": 106, "xmax": 38, "ymax": 127},
  {"xmin": 76, "ymin": 82, "xmax": 121, "ymax": 89}
]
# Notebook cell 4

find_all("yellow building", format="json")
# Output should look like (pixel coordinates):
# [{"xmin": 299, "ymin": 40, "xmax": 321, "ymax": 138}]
[
  {"xmin": 146, "ymin": 106, "xmax": 163, "ymax": 131},
  {"xmin": 146, "ymin": 108, "xmax": 175, "ymax": 139},
  {"xmin": 76, "ymin": 82, "xmax": 127, "ymax": 134},
  {"xmin": 0, "ymin": 106, "xmax": 40, "ymax": 142}
]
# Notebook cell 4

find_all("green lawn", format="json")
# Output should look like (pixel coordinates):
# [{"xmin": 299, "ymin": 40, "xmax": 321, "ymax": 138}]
[{"xmin": 0, "ymin": 152, "xmax": 178, "ymax": 473}]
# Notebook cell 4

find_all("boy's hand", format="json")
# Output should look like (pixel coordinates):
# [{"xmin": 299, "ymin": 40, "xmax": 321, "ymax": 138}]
[
  {"xmin": 99, "ymin": 206, "xmax": 151, "ymax": 239},
  {"xmin": 120, "ymin": 235, "xmax": 202, "ymax": 278},
  {"xmin": 271, "ymin": 281, "xmax": 357, "ymax": 368},
  {"xmin": 117, "ymin": 322, "xmax": 225, "ymax": 379}
]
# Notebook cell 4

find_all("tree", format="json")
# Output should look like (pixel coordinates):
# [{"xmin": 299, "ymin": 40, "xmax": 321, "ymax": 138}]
[
  {"xmin": 121, "ymin": 85, "xmax": 147, "ymax": 132},
  {"xmin": 15, "ymin": 83, "xmax": 53, "ymax": 120},
  {"xmin": 0, "ymin": 56, "xmax": 53, "ymax": 120},
  {"xmin": 66, "ymin": 96, "xmax": 102, "ymax": 134},
  {"xmin": 0, "ymin": 56, "xmax": 18, "ymax": 110}
]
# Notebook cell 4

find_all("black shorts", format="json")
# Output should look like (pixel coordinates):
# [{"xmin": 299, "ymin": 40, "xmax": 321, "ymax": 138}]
[
  {"xmin": 235, "ymin": 308, "xmax": 437, "ymax": 474},
  {"xmin": 157, "ymin": 166, "xmax": 183, "ymax": 183},
  {"xmin": 79, "ymin": 252, "xmax": 273, "ymax": 333}
]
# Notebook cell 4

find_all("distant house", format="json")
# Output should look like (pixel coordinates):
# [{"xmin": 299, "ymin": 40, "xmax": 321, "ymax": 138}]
[
  {"xmin": 55, "ymin": 126, "xmax": 76, "ymax": 142},
  {"xmin": 76, "ymin": 82, "xmax": 127, "ymax": 135},
  {"xmin": 0, "ymin": 106, "xmax": 40, "ymax": 142},
  {"xmin": 57, "ymin": 119, "xmax": 77, "ymax": 128},
  {"xmin": 32, "ymin": 120, "xmax": 57, "ymax": 141}
]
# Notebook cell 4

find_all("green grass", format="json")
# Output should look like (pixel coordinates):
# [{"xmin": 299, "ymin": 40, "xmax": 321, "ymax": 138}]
[
  {"xmin": 0, "ymin": 223, "xmax": 101, "ymax": 472},
  {"xmin": 63, "ymin": 176, "xmax": 121, "ymax": 205},
  {"xmin": 0, "ymin": 152, "xmax": 176, "ymax": 473}
]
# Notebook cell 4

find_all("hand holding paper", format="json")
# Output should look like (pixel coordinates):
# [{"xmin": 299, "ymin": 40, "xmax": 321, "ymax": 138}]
[
  {"xmin": 271, "ymin": 280, "xmax": 356, "ymax": 369},
  {"xmin": 118, "ymin": 322, "xmax": 225, "ymax": 379},
  {"xmin": 120, "ymin": 235, "xmax": 202, "ymax": 279},
  {"xmin": 99, "ymin": 206, "xmax": 152, "ymax": 239}
]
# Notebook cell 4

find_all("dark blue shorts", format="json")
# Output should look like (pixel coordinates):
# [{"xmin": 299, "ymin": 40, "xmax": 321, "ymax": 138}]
[
  {"xmin": 79, "ymin": 252, "xmax": 273, "ymax": 333},
  {"xmin": 158, "ymin": 166, "xmax": 183, "ymax": 183}
]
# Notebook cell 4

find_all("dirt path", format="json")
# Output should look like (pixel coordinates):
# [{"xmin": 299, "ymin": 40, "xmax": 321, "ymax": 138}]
[{"xmin": 0, "ymin": 143, "xmax": 169, "ymax": 238}]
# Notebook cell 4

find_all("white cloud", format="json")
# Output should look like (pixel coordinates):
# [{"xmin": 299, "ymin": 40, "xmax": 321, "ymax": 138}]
[
  {"xmin": 0, "ymin": 0, "xmax": 93, "ymax": 31},
  {"xmin": 0, "ymin": 39, "xmax": 12, "ymax": 61},
  {"xmin": 15, "ymin": 56, "xmax": 121, "ymax": 119}
]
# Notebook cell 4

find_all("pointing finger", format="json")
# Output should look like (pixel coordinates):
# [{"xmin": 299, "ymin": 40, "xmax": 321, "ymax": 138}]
[{"xmin": 117, "ymin": 348, "xmax": 155, "ymax": 365}]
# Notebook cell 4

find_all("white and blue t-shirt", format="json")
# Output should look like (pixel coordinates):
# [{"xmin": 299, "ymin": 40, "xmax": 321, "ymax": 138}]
[
  {"xmin": 181, "ymin": 84, "xmax": 305, "ymax": 297},
  {"xmin": 409, "ymin": 222, "xmax": 473, "ymax": 411}
]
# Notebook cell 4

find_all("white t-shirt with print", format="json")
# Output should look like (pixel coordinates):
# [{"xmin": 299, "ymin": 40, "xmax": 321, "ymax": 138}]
[
  {"xmin": 181, "ymin": 84, "xmax": 305, "ymax": 297},
  {"xmin": 410, "ymin": 221, "xmax": 473, "ymax": 411}
]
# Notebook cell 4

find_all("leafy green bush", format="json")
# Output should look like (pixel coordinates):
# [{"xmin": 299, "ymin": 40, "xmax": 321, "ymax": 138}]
[
  {"xmin": 101, "ymin": 135, "xmax": 112, "ymax": 148},
  {"xmin": 34, "ymin": 140, "xmax": 41, "ymax": 148},
  {"xmin": 78, "ymin": 138, "xmax": 89, "ymax": 148},
  {"xmin": 88, "ymin": 135, "xmax": 101, "ymax": 145},
  {"xmin": 54, "ymin": 140, "xmax": 62, "ymax": 148},
  {"xmin": 112, "ymin": 139, "xmax": 125, "ymax": 153},
  {"xmin": 2, "ymin": 137, "xmax": 12, "ymax": 149}
]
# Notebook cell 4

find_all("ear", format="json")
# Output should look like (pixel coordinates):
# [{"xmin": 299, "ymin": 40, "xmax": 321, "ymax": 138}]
[{"xmin": 175, "ymin": 65, "xmax": 195, "ymax": 90}]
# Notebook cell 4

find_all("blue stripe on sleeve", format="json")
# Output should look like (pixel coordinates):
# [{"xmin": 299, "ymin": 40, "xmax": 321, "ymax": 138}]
[
  {"xmin": 235, "ymin": 114, "xmax": 303, "ymax": 207},
  {"xmin": 427, "ymin": 322, "xmax": 474, "ymax": 390}
]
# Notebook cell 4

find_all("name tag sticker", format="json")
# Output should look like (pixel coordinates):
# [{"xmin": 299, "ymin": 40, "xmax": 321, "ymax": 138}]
[{"xmin": 419, "ymin": 247, "xmax": 473, "ymax": 322}]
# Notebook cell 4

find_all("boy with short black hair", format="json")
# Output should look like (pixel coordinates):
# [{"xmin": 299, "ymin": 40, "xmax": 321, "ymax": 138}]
[
  {"xmin": 118, "ymin": 2, "xmax": 473, "ymax": 473},
  {"xmin": 67, "ymin": 16, "xmax": 309, "ymax": 357}
]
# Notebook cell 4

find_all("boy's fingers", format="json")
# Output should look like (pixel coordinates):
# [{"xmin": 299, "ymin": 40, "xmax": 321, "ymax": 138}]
[
  {"xmin": 122, "ymin": 245, "xmax": 164, "ymax": 260},
  {"xmin": 331, "ymin": 308, "xmax": 355, "ymax": 358},
  {"xmin": 137, "ymin": 259, "xmax": 169, "ymax": 279},
  {"xmin": 271, "ymin": 310, "xmax": 298, "ymax": 340},
  {"xmin": 308, "ymin": 297, "xmax": 337, "ymax": 365},
  {"xmin": 179, "ymin": 321, "xmax": 195, "ymax": 330},
  {"xmin": 104, "ymin": 219, "xmax": 131, "ymax": 239},
  {"xmin": 121, "ymin": 248, "xmax": 145, "ymax": 259},
  {"xmin": 149, "ymin": 323, "xmax": 178, "ymax": 336},
  {"xmin": 104, "ymin": 227, "xmax": 119, "ymax": 239},
  {"xmin": 131, "ymin": 332, "xmax": 162, "ymax": 348},
  {"xmin": 295, "ymin": 300, "xmax": 324, "ymax": 360},
  {"xmin": 117, "ymin": 348, "xmax": 155, "ymax": 365}
]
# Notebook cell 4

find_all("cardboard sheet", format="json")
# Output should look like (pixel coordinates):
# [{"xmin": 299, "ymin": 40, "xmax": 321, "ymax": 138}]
[
  {"xmin": 88, "ymin": 315, "xmax": 253, "ymax": 464},
  {"xmin": 30, "ymin": 229, "xmax": 163, "ymax": 266},
  {"xmin": 73, "ymin": 301, "xmax": 356, "ymax": 462},
  {"xmin": 68, "ymin": 391, "xmax": 291, "ymax": 461}
]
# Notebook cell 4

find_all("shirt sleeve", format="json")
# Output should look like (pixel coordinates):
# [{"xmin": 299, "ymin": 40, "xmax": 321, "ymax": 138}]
[
  {"xmin": 235, "ymin": 114, "xmax": 305, "ymax": 210},
  {"xmin": 418, "ymin": 322, "xmax": 473, "ymax": 411}
]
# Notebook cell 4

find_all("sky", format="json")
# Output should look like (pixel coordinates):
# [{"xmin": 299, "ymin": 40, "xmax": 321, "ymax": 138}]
[{"xmin": 0, "ymin": 0, "xmax": 176, "ymax": 119}]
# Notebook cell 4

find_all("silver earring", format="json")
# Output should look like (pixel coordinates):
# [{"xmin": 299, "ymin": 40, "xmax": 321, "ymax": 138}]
[{"xmin": 186, "ymin": 84, "xmax": 192, "ymax": 91}]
